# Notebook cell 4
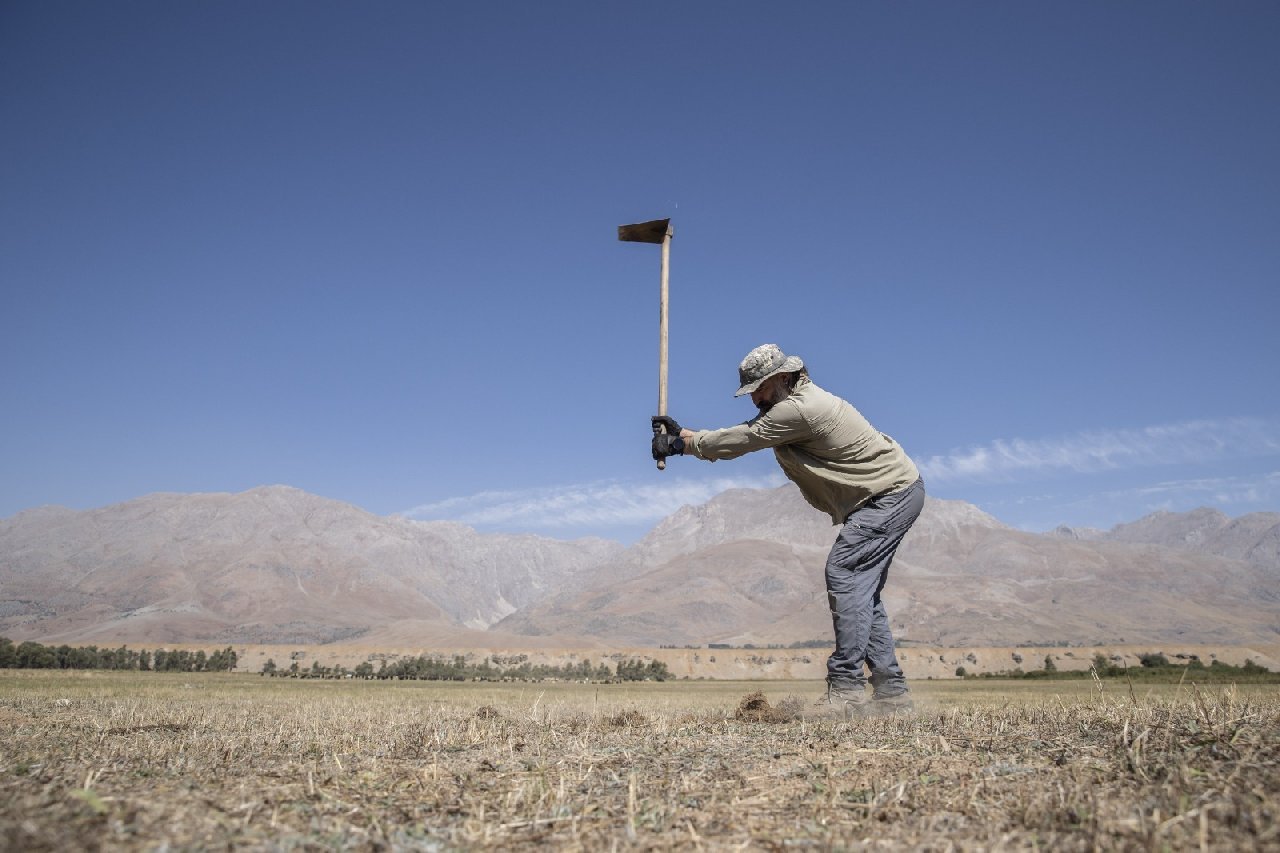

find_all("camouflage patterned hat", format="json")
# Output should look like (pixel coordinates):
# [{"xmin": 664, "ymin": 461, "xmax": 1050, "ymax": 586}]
[{"xmin": 734, "ymin": 343, "xmax": 805, "ymax": 397}]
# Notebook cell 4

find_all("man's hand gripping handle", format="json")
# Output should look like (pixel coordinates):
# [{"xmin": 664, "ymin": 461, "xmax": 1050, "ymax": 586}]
[{"xmin": 651, "ymin": 415, "xmax": 685, "ymax": 469}]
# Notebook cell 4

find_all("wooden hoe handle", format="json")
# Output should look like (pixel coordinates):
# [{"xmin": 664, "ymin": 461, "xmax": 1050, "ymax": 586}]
[{"xmin": 656, "ymin": 229, "xmax": 671, "ymax": 470}]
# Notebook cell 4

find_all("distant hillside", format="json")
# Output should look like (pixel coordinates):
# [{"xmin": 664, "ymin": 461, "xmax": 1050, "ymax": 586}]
[
  {"xmin": 0, "ymin": 486, "xmax": 621, "ymax": 645},
  {"xmin": 2, "ymin": 485, "xmax": 1276, "ymax": 648},
  {"xmin": 496, "ymin": 485, "xmax": 1279, "ymax": 647},
  {"xmin": 1098, "ymin": 507, "xmax": 1280, "ymax": 566}
]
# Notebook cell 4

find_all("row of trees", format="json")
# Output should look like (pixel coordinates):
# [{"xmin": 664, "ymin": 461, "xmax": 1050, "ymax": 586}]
[
  {"xmin": 0, "ymin": 637, "xmax": 237, "ymax": 672},
  {"xmin": 955, "ymin": 652, "xmax": 1273, "ymax": 680},
  {"xmin": 262, "ymin": 654, "xmax": 672, "ymax": 682},
  {"xmin": 1095, "ymin": 653, "xmax": 1271, "ymax": 679}
]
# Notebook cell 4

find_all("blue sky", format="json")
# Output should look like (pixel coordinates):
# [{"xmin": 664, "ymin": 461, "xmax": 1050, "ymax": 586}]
[{"xmin": 3, "ymin": 1, "xmax": 1277, "ymax": 542}]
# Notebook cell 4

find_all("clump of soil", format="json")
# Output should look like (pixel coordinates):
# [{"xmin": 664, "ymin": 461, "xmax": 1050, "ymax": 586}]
[
  {"xmin": 607, "ymin": 709, "xmax": 649, "ymax": 727},
  {"xmin": 734, "ymin": 691, "xmax": 803, "ymax": 723}
]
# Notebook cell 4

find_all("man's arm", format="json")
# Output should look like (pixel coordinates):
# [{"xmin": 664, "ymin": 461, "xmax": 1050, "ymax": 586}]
[{"xmin": 683, "ymin": 402, "xmax": 812, "ymax": 461}]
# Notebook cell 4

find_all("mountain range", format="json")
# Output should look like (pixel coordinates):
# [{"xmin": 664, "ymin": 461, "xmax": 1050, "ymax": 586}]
[{"xmin": 1, "ymin": 485, "xmax": 1277, "ymax": 648}]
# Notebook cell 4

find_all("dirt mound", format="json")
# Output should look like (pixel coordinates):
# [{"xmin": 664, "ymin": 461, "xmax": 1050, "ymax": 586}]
[{"xmin": 734, "ymin": 691, "xmax": 803, "ymax": 723}]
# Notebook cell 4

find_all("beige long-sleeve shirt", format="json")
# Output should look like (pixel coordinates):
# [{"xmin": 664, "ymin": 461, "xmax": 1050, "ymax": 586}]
[{"xmin": 685, "ymin": 378, "xmax": 919, "ymax": 524}]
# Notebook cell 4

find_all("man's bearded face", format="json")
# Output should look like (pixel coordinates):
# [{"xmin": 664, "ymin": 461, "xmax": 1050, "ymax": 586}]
[{"xmin": 751, "ymin": 374, "xmax": 791, "ymax": 414}]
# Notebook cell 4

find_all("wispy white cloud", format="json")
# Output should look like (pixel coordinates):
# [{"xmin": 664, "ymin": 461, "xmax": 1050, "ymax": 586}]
[
  {"xmin": 400, "ymin": 473, "xmax": 786, "ymax": 530},
  {"xmin": 1107, "ymin": 471, "xmax": 1280, "ymax": 507},
  {"xmin": 403, "ymin": 418, "xmax": 1280, "ymax": 538},
  {"xmin": 977, "ymin": 471, "xmax": 1280, "ymax": 533},
  {"xmin": 918, "ymin": 417, "xmax": 1280, "ymax": 484}
]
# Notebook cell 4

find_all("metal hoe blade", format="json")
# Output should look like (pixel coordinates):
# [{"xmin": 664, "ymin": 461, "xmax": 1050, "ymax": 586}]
[{"xmin": 617, "ymin": 218, "xmax": 672, "ymax": 244}]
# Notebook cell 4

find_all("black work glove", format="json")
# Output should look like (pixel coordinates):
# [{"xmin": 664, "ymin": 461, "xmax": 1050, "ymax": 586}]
[
  {"xmin": 651, "ymin": 432, "xmax": 685, "ymax": 460},
  {"xmin": 651, "ymin": 415, "xmax": 683, "ymax": 436}
]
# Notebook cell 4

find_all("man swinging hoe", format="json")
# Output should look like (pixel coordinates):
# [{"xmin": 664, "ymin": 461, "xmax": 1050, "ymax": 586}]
[
  {"xmin": 619, "ymin": 219, "xmax": 923, "ymax": 717},
  {"xmin": 652, "ymin": 343, "xmax": 925, "ymax": 718}
]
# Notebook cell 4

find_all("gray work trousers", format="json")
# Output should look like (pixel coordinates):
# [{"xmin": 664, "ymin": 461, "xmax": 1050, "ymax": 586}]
[{"xmin": 824, "ymin": 477, "xmax": 925, "ymax": 689}]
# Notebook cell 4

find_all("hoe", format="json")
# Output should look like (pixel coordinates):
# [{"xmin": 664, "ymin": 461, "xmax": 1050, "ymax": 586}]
[{"xmin": 617, "ymin": 217, "xmax": 674, "ymax": 470}]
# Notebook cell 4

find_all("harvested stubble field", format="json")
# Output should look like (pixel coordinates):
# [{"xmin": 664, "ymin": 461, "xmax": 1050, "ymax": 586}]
[{"xmin": 1, "ymin": 672, "xmax": 1277, "ymax": 851}]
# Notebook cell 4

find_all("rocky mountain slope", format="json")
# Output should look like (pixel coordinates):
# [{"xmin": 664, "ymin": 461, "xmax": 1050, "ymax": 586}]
[
  {"xmin": 2, "ymin": 484, "xmax": 1277, "ymax": 648},
  {"xmin": 495, "ymin": 484, "xmax": 1279, "ymax": 647},
  {"xmin": 1097, "ymin": 507, "xmax": 1280, "ymax": 566},
  {"xmin": 0, "ymin": 486, "xmax": 621, "ymax": 645}
]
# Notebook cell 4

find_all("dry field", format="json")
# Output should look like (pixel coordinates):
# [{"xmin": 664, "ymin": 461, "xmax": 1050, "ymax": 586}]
[{"xmin": 1, "ymin": 672, "xmax": 1277, "ymax": 851}]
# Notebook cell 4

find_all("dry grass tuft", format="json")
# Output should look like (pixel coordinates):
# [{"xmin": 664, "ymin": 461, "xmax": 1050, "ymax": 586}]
[
  {"xmin": 2, "ymin": 672, "xmax": 1277, "ymax": 850},
  {"xmin": 606, "ymin": 708, "xmax": 649, "ymax": 728},
  {"xmin": 104, "ymin": 722, "xmax": 191, "ymax": 736}
]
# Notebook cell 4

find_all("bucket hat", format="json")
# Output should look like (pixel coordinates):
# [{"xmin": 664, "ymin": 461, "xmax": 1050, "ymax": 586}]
[{"xmin": 734, "ymin": 343, "xmax": 804, "ymax": 397}]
